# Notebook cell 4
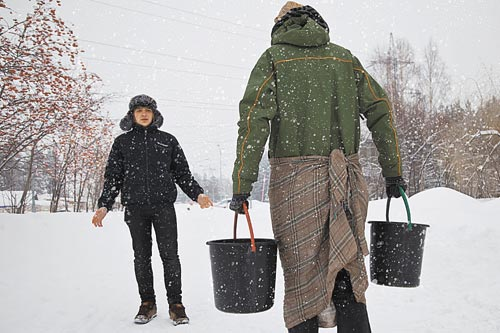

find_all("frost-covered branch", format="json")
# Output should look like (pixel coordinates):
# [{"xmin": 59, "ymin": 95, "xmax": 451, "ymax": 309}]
[{"xmin": 473, "ymin": 130, "xmax": 500, "ymax": 138}]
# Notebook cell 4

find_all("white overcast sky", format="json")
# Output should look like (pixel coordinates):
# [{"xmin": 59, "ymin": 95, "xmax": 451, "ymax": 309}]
[{"xmin": 6, "ymin": 0, "xmax": 500, "ymax": 177}]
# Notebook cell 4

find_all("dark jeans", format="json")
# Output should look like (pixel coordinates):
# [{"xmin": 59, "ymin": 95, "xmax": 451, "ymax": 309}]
[
  {"xmin": 288, "ymin": 269, "xmax": 372, "ymax": 333},
  {"xmin": 125, "ymin": 204, "xmax": 182, "ymax": 305}
]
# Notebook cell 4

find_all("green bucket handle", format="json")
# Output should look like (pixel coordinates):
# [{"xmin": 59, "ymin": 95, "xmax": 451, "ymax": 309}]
[{"xmin": 385, "ymin": 186, "xmax": 413, "ymax": 231}]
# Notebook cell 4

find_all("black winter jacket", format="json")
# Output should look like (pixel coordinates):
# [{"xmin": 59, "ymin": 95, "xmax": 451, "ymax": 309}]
[{"xmin": 98, "ymin": 124, "xmax": 203, "ymax": 210}]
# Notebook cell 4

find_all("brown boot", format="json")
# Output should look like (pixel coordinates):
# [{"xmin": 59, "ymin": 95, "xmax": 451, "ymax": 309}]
[
  {"xmin": 134, "ymin": 301, "xmax": 157, "ymax": 324},
  {"xmin": 169, "ymin": 303, "xmax": 189, "ymax": 325}
]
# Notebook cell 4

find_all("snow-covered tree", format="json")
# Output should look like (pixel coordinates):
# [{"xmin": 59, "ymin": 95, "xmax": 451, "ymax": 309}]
[{"xmin": 0, "ymin": 0, "xmax": 111, "ymax": 212}]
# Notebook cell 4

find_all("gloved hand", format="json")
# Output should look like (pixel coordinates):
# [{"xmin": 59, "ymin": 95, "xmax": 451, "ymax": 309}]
[
  {"xmin": 385, "ymin": 176, "xmax": 407, "ymax": 198},
  {"xmin": 229, "ymin": 193, "xmax": 250, "ymax": 214}
]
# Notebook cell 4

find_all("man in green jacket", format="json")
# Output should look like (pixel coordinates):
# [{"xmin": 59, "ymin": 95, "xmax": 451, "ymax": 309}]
[{"xmin": 230, "ymin": 2, "xmax": 406, "ymax": 333}]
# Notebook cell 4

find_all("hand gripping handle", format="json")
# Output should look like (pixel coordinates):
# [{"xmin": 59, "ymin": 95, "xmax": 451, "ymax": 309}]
[{"xmin": 233, "ymin": 202, "xmax": 257, "ymax": 252}]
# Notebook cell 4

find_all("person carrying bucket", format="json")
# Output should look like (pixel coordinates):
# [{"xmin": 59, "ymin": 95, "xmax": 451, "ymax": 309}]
[
  {"xmin": 229, "ymin": 2, "xmax": 407, "ymax": 332},
  {"xmin": 91, "ymin": 94, "xmax": 213, "ymax": 326}
]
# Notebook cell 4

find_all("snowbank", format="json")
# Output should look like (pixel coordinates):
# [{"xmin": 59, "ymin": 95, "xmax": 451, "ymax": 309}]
[{"xmin": 0, "ymin": 187, "xmax": 499, "ymax": 332}]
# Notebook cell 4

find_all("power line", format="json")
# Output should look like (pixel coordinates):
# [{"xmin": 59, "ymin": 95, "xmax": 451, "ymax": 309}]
[
  {"xmin": 100, "ymin": 96, "xmax": 236, "ymax": 109},
  {"xmin": 165, "ymin": 124, "xmax": 235, "ymax": 129},
  {"xmin": 79, "ymin": 38, "xmax": 249, "ymax": 70},
  {"xmin": 80, "ymin": 56, "xmax": 245, "ymax": 81},
  {"xmin": 138, "ymin": 0, "xmax": 267, "ymax": 33},
  {"xmin": 109, "ymin": 118, "xmax": 235, "ymax": 127},
  {"xmin": 152, "ymin": 104, "xmax": 233, "ymax": 111},
  {"xmin": 156, "ymin": 97, "xmax": 235, "ymax": 108},
  {"xmin": 108, "ymin": 103, "xmax": 234, "ymax": 112},
  {"xmin": 159, "ymin": 104, "xmax": 234, "ymax": 111},
  {"xmin": 87, "ymin": 0, "xmax": 267, "ymax": 41}
]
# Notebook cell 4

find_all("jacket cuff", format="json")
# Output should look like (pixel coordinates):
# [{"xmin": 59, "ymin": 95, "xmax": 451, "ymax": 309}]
[
  {"xmin": 98, "ymin": 202, "xmax": 113, "ymax": 212},
  {"xmin": 190, "ymin": 188, "xmax": 204, "ymax": 202},
  {"xmin": 381, "ymin": 168, "xmax": 401, "ymax": 178},
  {"xmin": 232, "ymin": 180, "xmax": 253, "ymax": 195}
]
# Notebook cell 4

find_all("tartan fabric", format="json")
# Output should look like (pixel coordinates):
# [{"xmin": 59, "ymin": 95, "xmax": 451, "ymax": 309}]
[{"xmin": 268, "ymin": 149, "xmax": 369, "ymax": 329}]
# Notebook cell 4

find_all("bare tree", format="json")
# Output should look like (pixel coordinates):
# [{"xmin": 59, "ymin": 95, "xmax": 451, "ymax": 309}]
[
  {"xmin": 361, "ymin": 35, "xmax": 459, "ymax": 197},
  {"xmin": 420, "ymin": 39, "xmax": 450, "ymax": 114},
  {"xmin": 437, "ymin": 97, "xmax": 499, "ymax": 198}
]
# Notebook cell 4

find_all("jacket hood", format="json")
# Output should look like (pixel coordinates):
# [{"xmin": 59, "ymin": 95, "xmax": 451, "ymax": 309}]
[{"xmin": 271, "ymin": 5, "xmax": 329, "ymax": 47}]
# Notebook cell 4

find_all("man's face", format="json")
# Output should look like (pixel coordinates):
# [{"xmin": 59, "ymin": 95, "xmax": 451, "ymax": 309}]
[{"xmin": 133, "ymin": 107, "xmax": 154, "ymax": 127}]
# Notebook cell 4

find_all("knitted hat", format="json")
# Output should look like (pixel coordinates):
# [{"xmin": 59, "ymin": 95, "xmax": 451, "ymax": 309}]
[
  {"xmin": 120, "ymin": 94, "xmax": 164, "ymax": 131},
  {"xmin": 275, "ymin": 1, "xmax": 304, "ymax": 23}
]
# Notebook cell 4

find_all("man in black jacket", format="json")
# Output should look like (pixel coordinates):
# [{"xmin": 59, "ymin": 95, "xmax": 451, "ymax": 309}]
[{"xmin": 92, "ymin": 94, "xmax": 213, "ymax": 326}]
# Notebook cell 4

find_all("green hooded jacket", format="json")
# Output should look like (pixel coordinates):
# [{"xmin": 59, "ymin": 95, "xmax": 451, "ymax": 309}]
[{"xmin": 232, "ymin": 14, "xmax": 402, "ymax": 194}]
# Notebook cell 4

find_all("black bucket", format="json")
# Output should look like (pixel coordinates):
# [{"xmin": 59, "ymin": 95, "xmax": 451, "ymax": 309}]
[
  {"xmin": 369, "ymin": 188, "xmax": 429, "ymax": 287},
  {"xmin": 206, "ymin": 204, "xmax": 277, "ymax": 313}
]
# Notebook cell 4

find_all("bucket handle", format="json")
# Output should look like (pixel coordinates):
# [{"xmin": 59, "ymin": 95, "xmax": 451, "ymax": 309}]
[
  {"xmin": 233, "ymin": 202, "xmax": 257, "ymax": 253},
  {"xmin": 385, "ymin": 186, "xmax": 413, "ymax": 231}
]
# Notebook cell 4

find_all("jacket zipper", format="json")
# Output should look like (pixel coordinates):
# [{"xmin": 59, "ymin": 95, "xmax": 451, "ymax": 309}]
[{"xmin": 144, "ymin": 129, "xmax": 150, "ymax": 204}]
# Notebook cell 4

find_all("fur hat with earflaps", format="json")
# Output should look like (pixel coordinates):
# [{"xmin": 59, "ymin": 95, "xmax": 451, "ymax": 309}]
[
  {"xmin": 120, "ymin": 94, "xmax": 164, "ymax": 131},
  {"xmin": 274, "ymin": 1, "xmax": 303, "ymax": 22},
  {"xmin": 272, "ymin": 2, "xmax": 329, "ymax": 34}
]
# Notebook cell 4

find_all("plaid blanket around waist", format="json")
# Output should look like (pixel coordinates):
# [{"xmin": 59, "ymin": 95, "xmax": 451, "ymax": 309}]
[{"xmin": 268, "ymin": 149, "xmax": 369, "ymax": 328}]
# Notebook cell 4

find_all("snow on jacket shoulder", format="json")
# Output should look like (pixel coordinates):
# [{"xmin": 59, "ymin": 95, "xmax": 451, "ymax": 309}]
[{"xmin": 98, "ymin": 124, "xmax": 203, "ymax": 210}]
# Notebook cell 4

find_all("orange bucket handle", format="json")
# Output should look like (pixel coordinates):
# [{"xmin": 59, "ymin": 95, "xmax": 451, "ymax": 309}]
[{"xmin": 233, "ymin": 202, "xmax": 256, "ymax": 252}]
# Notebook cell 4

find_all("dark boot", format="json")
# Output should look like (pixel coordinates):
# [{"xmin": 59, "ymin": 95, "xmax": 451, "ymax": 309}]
[
  {"xmin": 333, "ymin": 269, "xmax": 372, "ymax": 333},
  {"xmin": 134, "ymin": 301, "xmax": 157, "ymax": 324},
  {"xmin": 169, "ymin": 303, "xmax": 189, "ymax": 326},
  {"xmin": 288, "ymin": 317, "xmax": 318, "ymax": 333}
]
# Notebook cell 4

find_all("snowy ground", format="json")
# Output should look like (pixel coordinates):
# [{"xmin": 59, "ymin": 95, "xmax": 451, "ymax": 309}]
[{"xmin": 1, "ymin": 187, "xmax": 499, "ymax": 332}]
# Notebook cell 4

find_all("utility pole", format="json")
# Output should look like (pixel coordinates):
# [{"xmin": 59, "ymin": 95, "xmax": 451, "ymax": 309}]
[
  {"xmin": 31, "ymin": 190, "xmax": 36, "ymax": 213},
  {"xmin": 261, "ymin": 173, "xmax": 266, "ymax": 202},
  {"xmin": 369, "ymin": 33, "xmax": 414, "ymax": 130},
  {"xmin": 217, "ymin": 144, "xmax": 222, "ymax": 201}
]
